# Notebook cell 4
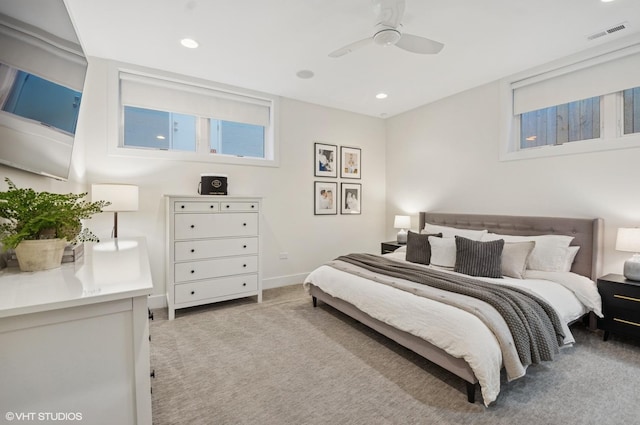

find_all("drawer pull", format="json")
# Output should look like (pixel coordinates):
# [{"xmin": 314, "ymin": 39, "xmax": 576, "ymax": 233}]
[
  {"xmin": 190, "ymin": 270, "xmax": 195, "ymax": 274},
  {"xmin": 226, "ymin": 204, "xmax": 230, "ymax": 209},
  {"xmin": 251, "ymin": 205, "xmax": 255, "ymax": 208},
  {"xmin": 243, "ymin": 223, "xmax": 247, "ymax": 227},
  {"xmin": 614, "ymin": 294, "xmax": 640, "ymax": 303},
  {"xmin": 191, "ymin": 249, "xmax": 195, "ymax": 253},
  {"xmin": 243, "ymin": 245, "xmax": 247, "ymax": 248},
  {"xmin": 243, "ymin": 264, "xmax": 247, "ymax": 268},
  {"xmin": 243, "ymin": 283, "xmax": 247, "ymax": 287},
  {"xmin": 190, "ymin": 224, "xmax": 195, "ymax": 229},
  {"xmin": 613, "ymin": 318, "xmax": 640, "ymax": 327},
  {"xmin": 210, "ymin": 205, "xmax": 215, "ymax": 209},
  {"xmin": 191, "ymin": 291, "xmax": 195, "ymax": 295},
  {"xmin": 180, "ymin": 205, "xmax": 185, "ymax": 209}
]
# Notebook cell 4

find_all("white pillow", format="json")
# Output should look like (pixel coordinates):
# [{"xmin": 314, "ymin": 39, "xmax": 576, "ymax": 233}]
[
  {"xmin": 428, "ymin": 237, "xmax": 456, "ymax": 268},
  {"xmin": 481, "ymin": 233, "xmax": 575, "ymax": 272},
  {"xmin": 501, "ymin": 241, "xmax": 535, "ymax": 279},
  {"xmin": 423, "ymin": 223, "xmax": 487, "ymax": 241},
  {"xmin": 561, "ymin": 246, "xmax": 580, "ymax": 272}
]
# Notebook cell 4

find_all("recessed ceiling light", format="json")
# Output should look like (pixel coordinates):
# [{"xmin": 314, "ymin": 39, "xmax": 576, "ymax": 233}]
[
  {"xmin": 376, "ymin": 93, "xmax": 388, "ymax": 99},
  {"xmin": 156, "ymin": 135, "xmax": 166, "ymax": 140},
  {"xmin": 180, "ymin": 38, "xmax": 199, "ymax": 49},
  {"xmin": 296, "ymin": 69, "xmax": 314, "ymax": 79}
]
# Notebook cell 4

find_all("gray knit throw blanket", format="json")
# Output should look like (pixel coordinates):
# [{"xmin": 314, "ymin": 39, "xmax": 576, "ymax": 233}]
[{"xmin": 335, "ymin": 253, "xmax": 565, "ymax": 366}]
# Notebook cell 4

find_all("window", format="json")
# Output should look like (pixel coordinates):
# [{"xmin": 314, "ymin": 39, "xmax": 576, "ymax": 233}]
[
  {"xmin": 124, "ymin": 106, "xmax": 196, "ymax": 151},
  {"xmin": 113, "ymin": 68, "xmax": 278, "ymax": 166},
  {"xmin": 520, "ymin": 97, "xmax": 600, "ymax": 149},
  {"xmin": 502, "ymin": 44, "xmax": 640, "ymax": 160},
  {"xmin": 623, "ymin": 87, "xmax": 640, "ymax": 135},
  {"xmin": 209, "ymin": 120, "xmax": 265, "ymax": 157}
]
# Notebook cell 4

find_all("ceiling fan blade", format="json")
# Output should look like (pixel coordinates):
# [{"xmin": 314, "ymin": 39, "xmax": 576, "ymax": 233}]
[
  {"xmin": 372, "ymin": 0, "xmax": 405, "ymax": 28},
  {"xmin": 395, "ymin": 33, "xmax": 444, "ymax": 54},
  {"xmin": 328, "ymin": 37, "xmax": 373, "ymax": 58}
]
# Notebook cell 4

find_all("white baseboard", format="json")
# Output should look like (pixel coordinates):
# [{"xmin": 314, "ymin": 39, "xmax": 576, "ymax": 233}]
[
  {"xmin": 146, "ymin": 273, "xmax": 309, "ymax": 310},
  {"xmin": 262, "ymin": 272, "xmax": 308, "ymax": 289}
]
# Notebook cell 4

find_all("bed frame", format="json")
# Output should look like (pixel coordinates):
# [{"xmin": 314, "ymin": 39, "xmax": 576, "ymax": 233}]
[{"xmin": 309, "ymin": 212, "xmax": 603, "ymax": 403}]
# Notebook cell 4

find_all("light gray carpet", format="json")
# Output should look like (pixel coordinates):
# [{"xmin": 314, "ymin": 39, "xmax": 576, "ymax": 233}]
[{"xmin": 150, "ymin": 285, "xmax": 640, "ymax": 425}]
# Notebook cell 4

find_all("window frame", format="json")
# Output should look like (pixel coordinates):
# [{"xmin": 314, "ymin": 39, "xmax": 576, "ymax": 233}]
[
  {"xmin": 107, "ymin": 62, "xmax": 279, "ymax": 167},
  {"xmin": 500, "ymin": 41, "xmax": 640, "ymax": 161}
]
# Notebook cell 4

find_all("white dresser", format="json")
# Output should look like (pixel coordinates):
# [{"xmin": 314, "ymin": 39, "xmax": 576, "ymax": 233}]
[
  {"xmin": 0, "ymin": 238, "xmax": 153, "ymax": 425},
  {"xmin": 165, "ymin": 195, "xmax": 262, "ymax": 320}
]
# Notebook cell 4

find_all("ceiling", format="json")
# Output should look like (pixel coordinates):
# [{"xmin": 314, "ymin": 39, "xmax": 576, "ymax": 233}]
[{"xmin": 63, "ymin": 0, "xmax": 640, "ymax": 118}]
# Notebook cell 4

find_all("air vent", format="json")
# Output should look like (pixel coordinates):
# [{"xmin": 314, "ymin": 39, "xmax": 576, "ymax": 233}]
[{"xmin": 587, "ymin": 22, "xmax": 628, "ymax": 41}]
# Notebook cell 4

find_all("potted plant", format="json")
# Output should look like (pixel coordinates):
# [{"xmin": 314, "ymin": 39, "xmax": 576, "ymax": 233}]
[{"xmin": 0, "ymin": 178, "xmax": 110, "ymax": 271}]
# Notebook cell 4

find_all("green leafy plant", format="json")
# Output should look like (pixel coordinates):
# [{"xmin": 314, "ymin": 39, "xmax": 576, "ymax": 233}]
[{"xmin": 0, "ymin": 178, "xmax": 110, "ymax": 250}]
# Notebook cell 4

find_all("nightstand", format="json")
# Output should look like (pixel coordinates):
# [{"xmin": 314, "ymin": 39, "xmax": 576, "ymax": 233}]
[
  {"xmin": 597, "ymin": 273, "xmax": 640, "ymax": 341},
  {"xmin": 381, "ymin": 241, "xmax": 404, "ymax": 254}
]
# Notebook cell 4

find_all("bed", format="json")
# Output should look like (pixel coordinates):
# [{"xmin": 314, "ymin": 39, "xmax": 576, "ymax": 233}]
[{"xmin": 303, "ymin": 212, "xmax": 603, "ymax": 406}]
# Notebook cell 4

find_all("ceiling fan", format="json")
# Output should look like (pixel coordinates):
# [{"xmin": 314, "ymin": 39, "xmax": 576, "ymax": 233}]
[{"xmin": 328, "ymin": 0, "xmax": 444, "ymax": 58}]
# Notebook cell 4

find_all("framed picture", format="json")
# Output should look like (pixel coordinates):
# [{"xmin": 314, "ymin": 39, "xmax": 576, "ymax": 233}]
[
  {"xmin": 314, "ymin": 143, "xmax": 337, "ymax": 178},
  {"xmin": 340, "ymin": 146, "xmax": 361, "ymax": 179},
  {"xmin": 341, "ymin": 183, "xmax": 361, "ymax": 215},
  {"xmin": 314, "ymin": 181, "xmax": 338, "ymax": 215}
]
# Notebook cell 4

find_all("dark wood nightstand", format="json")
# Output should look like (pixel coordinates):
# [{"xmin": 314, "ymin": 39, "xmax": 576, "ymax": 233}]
[
  {"xmin": 381, "ymin": 241, "xmax": 404, "ymax": 254},
  {"xmin": 597, "ymin": 273, "xmax": 640, "ymax": 341}
]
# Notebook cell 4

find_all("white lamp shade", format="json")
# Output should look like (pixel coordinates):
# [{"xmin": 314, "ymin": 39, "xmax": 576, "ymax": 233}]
[
  {"xmin": 92, "ymin": 184, "xmax": 139, "ymax": 212},
  {"xmin": 616, "ymin": 228, "xmax": 640, "ymax": 253},
  {"xmin": 394, "ymin": 215, "xmax": 411, "ymax": 229}
]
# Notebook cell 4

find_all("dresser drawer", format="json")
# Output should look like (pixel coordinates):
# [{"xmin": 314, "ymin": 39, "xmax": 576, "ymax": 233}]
[
  {"xmin": 174, "ymin": 274, "xmax": 258, "ymax": 304},
  {"xmin": 175, "ymin": 213, "xmax": 258, "ymax": 239},
  {"xmin": 173, "ymin": 201, "xmax": 220, "ymax": 212},
  {"xmin": 220, "ymin": 201, "xmax": 259, "ymax": 212},
  {"xmin": 175, "ymin": 256, "xmax": 258, "ymax": 282},
  {"xmin": 174, "ymin": 237, "xmax": 258, "ymax": 261}
]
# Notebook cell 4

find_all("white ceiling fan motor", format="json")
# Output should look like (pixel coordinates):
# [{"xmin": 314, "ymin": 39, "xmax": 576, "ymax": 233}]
[{"xmin": 373, "ymin": 28, "xmax": 401, "ymax": 46}]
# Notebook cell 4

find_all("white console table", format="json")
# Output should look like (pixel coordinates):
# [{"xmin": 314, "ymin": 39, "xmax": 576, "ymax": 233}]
[{"xmin": 0, "ymin": 238, "xmax": 153, "ymax": 425}]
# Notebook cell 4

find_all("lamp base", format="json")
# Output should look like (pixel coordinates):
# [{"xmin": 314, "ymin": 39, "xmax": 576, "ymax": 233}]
[
  {"xmin": 623, "ymin": 254, "xmax": 640, "ymax": 281},
  {"xmin": 397, "ymin": 229, "xmax": 407, "ymax": 244}
]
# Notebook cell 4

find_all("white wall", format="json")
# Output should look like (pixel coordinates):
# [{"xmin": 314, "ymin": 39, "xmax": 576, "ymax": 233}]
[
  {"xmin": 385, "ymin": 81, "xmax": 640, "ymax": 276},
  {"xmin": 73, "ymin": 57, "xmax": 387, "ymax": 302}
]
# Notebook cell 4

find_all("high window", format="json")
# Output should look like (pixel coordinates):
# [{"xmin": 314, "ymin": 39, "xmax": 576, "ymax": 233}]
[
  {"xmin": 114, "ymin": 69, "xmax": 278, "ymax": 166},
  {"xmin": 501, "ymin": 44, "xmax": 640, "ymax": 160}
]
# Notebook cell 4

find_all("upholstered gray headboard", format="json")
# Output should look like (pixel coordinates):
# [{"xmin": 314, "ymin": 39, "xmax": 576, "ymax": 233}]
[{"xmin": 419, "ymin": 212, "xmax": 603, "ymax": 281}]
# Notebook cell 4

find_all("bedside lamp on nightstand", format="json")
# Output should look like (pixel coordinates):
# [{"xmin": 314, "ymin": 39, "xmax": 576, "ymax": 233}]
[
  {"xmin": 615, "ymin": 228, "xmax": 640, "ymax": 281},
  {"xmin": 394, "ymin": 215, "xmax": 411, "ymax": 244}
]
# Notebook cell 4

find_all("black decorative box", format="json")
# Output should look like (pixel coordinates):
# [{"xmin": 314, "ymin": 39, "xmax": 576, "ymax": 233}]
[{"xmin": 199, "ymin": 174, "xmax": 228, "ymax": 195}]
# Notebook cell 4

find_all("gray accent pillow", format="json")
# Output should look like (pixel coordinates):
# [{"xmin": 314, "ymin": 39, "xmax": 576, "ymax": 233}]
[
  {"xmin": 502, "ymin": 241, "xmax": 536, "ymax": 279},
  {"xmin": 454, "ymin": 236, "xmax": 504, "ymax": 278},
  {"xmin": 406, "ymin": 231, "xmax": 442, "ymax": 265}
]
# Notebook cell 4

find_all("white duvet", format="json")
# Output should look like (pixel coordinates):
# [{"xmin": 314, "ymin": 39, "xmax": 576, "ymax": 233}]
[{"xmin": 302, "ymin": 251, "xmax": 602, "ymax": 406}]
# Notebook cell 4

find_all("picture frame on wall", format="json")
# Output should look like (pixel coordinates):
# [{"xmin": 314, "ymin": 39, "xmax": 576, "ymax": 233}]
[
  {"xmin": 314, "ymin": 181, "xmax": 338, "ymax": 215},
  {"xmin": 341, "ymin": 183, "xmax": 361, "ymax": 215},
  {"xmin": 314, "ymin": 142, "xmax": 338, "ymax": 178},
  {"xmin": 340, "ymin": 146, "xmax": 361, "ymax": 179}
]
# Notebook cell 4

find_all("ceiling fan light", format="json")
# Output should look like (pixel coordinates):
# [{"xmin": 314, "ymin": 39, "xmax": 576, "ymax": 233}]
[
  {"xmin": 180, "ymin": 38, "xmax": 199, "ymax": 49},
  {"xmin": 373, "ymin": 29, "xmax": 401, "ymax": 46}
]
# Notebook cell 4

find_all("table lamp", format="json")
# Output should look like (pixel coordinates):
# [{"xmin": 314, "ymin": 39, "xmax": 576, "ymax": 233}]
[
  {"xmin": 615, "ymin": 227, "xmax": 640, "ymax": 281},
  {"xmin": 92, "ymin": 184, "xmax": 139, "ymax": 238},
  {"xmin": 394, "ymin": 215, "xmax": 411, "ymax": 244}
]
